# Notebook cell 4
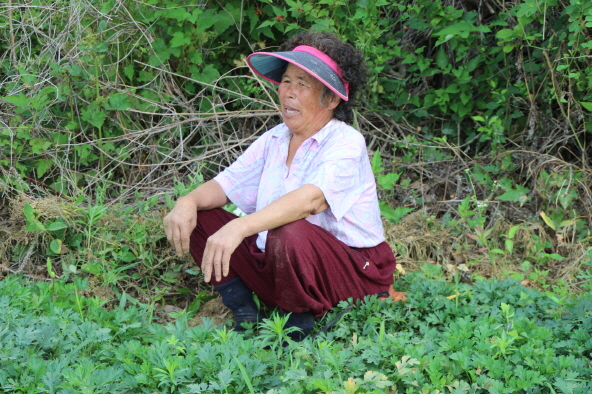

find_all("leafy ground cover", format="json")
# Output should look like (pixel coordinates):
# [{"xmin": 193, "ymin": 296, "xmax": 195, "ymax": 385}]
[
  {"xmin": 2, "ymin": 0, "xmax": 591, "ymax": 290},
  {"xmin": 1, "ymin": 267, "xmax": 591, "ymax": 393}
]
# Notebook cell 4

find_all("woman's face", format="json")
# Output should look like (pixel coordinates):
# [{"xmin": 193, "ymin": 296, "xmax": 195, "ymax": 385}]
[{"xmin": 278, "ymin": 63, "xmax": 339, "ymax": 137}]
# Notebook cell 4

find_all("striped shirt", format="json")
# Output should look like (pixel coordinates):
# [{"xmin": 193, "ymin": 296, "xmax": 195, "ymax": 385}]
[{"xmin": 214, "ymin": 119, "xmax": 385, "ymax": 251}]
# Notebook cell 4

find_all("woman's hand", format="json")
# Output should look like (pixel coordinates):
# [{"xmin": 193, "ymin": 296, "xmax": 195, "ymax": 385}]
[
  {"xmin": 202, "ymin": 219, "xmax": 248, "ymax": 283},
  {"xmin": 163, "ymin": 180, "xmax": 230, "ymax": 256},
  {"xmin": 163, "ymin": 196, "xmax": 198, "ymax": 256}
]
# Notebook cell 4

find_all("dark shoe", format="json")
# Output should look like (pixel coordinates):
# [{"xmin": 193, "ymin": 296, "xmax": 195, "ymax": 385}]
[
  {"xmin": 281, "ymin": 310, "xmax": 315, "ymax": 342},
  {"xmin": 215, "ymin": 277, "xmax": 264, "ymax": 331}
]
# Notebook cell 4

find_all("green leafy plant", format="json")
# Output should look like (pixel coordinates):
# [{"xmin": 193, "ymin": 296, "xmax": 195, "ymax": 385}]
[{"xmin": 371, "ymin": 150, "xmax": 414, "ymax": 223}]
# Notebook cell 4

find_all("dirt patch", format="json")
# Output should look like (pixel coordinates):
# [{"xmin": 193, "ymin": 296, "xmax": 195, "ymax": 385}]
[{"xmin": 189, "ymin": 297, "xmax": 231, "ymax": 327}]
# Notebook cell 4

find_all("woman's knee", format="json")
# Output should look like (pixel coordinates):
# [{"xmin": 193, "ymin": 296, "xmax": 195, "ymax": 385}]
[{"xmin": 268, "ymin": 220, "xmax": 310, "ymax": 244}]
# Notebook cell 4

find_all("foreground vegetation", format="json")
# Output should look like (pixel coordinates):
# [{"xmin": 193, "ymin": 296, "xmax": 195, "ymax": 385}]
[
  {"xmin": 2, "ymin": 268, "xmax": 591, "ymax": 393},
  {"xmin": 1, "ymin": 0, "xmax": 591, "ymax": 288}
]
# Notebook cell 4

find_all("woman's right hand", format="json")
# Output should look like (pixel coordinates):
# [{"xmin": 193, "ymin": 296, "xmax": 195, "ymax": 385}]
[{"xmin": 163, "ymin": 195, "xmax": 198, "ymax": 256}]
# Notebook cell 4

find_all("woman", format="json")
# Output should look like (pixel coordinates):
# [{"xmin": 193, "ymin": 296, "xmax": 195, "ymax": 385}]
[{"xmin": 164, "ymin": 32, "xmax": 404, "ymax": 341}]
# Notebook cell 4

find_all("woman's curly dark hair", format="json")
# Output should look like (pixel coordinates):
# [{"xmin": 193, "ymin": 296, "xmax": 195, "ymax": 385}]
[{"xmin": 278, "ymin": 31, "xmax": 368, "ymax": 124}]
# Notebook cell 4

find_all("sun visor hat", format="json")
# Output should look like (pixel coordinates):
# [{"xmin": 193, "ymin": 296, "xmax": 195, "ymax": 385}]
[{"xmin": 246, "ymin": 45, "xmax": 350, "ymax": 101}]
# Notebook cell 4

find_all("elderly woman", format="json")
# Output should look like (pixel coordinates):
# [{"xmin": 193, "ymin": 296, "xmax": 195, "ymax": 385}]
[{"xmin": 164, "ymin": 32, "xmax": 403, "ymax": 340}]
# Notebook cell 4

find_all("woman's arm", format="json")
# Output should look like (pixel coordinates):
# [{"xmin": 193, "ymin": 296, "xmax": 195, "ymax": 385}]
[
  {"xmin": 163, "ymin": 180, "xmax": 229, "ymax": 255},
  {"xmin": 201, "ymin": 184, "xmax": 328, "ymax": 282}
]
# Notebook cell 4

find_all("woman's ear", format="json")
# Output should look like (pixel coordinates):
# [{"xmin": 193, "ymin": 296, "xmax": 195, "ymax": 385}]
[
  {"xmin": 327, "ymin": 94, "xmax": 340, "ymax": 110},
  {"xmin": 321, "ymin": 89, "xmax": 340, "ymax": 110}
]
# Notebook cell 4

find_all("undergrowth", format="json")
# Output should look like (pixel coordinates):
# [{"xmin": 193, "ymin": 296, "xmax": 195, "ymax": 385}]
[{"xmin": 1, "ymin": 268, "xmax": 591, "ymax": 393}]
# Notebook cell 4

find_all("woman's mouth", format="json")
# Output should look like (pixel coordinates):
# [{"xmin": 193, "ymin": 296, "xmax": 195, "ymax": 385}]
[{"xmin": 283, "ymin": 106, "xmax": 299, "ymax": 117}]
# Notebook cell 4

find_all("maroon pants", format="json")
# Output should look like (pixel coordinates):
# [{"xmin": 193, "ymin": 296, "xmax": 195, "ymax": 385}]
[{"xmin": 189, "ymin": 208, "xmax": 396, "ymax": 317}]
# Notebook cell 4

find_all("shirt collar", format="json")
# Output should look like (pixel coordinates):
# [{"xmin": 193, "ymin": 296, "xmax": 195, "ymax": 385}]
[
  {"xmin": 271, "ymin": 119, "xmax": 340, "ymax": 144},
  {"xmin": 310, "ymin": 118, "xmax": 339, "ymax": 144}
]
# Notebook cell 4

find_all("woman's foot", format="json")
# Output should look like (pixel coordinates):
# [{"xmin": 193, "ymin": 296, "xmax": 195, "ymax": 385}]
[
  {"xmin": 282, "ymin": 310, "xmax": 314, "ymax": 342},
  {"xmin": 215, "ymin": 277, "xmax": 264, "ymax": 331}
]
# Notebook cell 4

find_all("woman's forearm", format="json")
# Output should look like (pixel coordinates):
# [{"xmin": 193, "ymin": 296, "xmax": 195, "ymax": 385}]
[
  {"xmin": 234, "ymin": 184, "xmax": 328, "ymax": 238},
  {"xmin": 179, "ymin": 179, "xmax": 230, "ymax": 211}
]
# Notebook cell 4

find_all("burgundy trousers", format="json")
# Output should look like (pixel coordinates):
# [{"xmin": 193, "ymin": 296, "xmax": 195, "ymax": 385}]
[{"xmin": 189, "ymin": 208, "xmax": 396, "ymax": 317}]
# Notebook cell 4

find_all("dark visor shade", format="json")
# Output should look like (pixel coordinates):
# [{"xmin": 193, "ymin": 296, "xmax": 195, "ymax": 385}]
[{"xmin": 247, "ymin": 51, "xmax": 349, "ymax": 101}]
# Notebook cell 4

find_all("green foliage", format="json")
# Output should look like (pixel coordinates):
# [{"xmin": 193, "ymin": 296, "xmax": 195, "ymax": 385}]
[
  {"xmin": 370, "ymin": 150, "xmax": 413, "ymax": 223},
  {"xmin": 3, "ymin": 0, "xmax": 591, "ymax": 190},
  {"xmin": 1, "ymin": 271, "xmax": 591, "ymax": 393}
]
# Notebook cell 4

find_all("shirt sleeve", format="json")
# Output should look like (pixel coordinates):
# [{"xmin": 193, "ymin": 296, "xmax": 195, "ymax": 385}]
[
  {"xmin": 304, "ymin": 137, "xmax": 365, "ymax": 221},
  {"xmin": 214, "ymin": 133, "xmax": 269, "ymax": 215}
]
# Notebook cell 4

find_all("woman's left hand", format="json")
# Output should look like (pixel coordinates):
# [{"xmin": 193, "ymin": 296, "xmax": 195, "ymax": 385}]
[{"xmin": 202, "ymin": 219, "xmax": 247, "ymax": 283}]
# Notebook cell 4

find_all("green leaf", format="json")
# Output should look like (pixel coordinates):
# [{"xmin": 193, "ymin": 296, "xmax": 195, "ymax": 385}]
[
  {"xmin": 380, "ymin": 202, "xmax": 413, "ymax": 223},
  {"xmin": 580, "ymin": 102, "xmax": 592, "ymax": 111},
  {"xmin": 106, "ymin": 93, "xmax": 132, "ymax": 111},
  {"xmin": 189, "ymin": 51, "xmax": 203, "ymax": 64},
  {"xmin": 378, "ymin": 172, "xmax": 400, "ymax": 190},
  {"xmin": 212, "ymin": 9, "xmax": 235, "ymax": 34},
  {"xmin": 30, "ymin": 139, "xmax": 52, "ymax": 155},
  {"xmin": 46, "ymin": 257, "xmax": 57, "ymax": 278},
  {"xmin": 258, "ymin": 19, "xmax": 276, "ymax": 29},
  {"xmin": 47, "ymin": 221, "xmax": 68, "ymax": 232},
  {"xmin": 81, "ymin": 103, "xmax": 107, "ymax": 128},
  {"xmin": 93, "ymin": 42, "xmax": 109, "ymax": 53},
  {"xmin": 123, "ymin": 65, "xmax": 134, "ymax": 81},
  {"xmin": 100, "ymin": 0, "xmax": 114, "ymax": 13},
  {"xmin": 507, "ymin": 225, "xmax": 520, "ymax": 239},
  {"xmin": 25, "ymin": 216, "xmax": 45, "ymax": 232},
  {"xmin": 23, "ymin": 203, "xmax": 35, "ymax": 220},
  {"xmin": 496, "ymin": 28, "xmax": 515, "ymax": 40},
  {"xmin": 170, "ymin": 31, "xmax": 191, "ymax": 48},
  {"xmin": 119, "ymin": 251, "xmax": 136, "ymax": 263},
  {"xmin": 2, "ymin": 93, "xmax": 29, "ymax": 108},
  {"xmin": 163, "ymin": 7, "xmax": 192, "ymax": 22},
  {"xmin": 497, "ymin": 185, "xmax": 529, "ymax": 205},
  {"xmin": 36, "ymin": 158, "xmax": 53, "ymax": 178},
  {"xmin": 187, "ymin": 8, "xmax": 203, "ymax": 24},
  {"xmin": 371, "ymin": 151, "xmax": 384, "ymax": 174},
  {"xmin": 542, "ymin": 253, "xmax": 565, "ymax": 261},
  {"xmin": 50, "ymin": 239, "xmax": 62, "ymax": 254},
  {"xmin": 436, "ymin": 46, "xmax": 449, "ymax": 69},
  {"xmin": 194, "ymin": 9, "xmax": 218, "ymax": 32},
  {"xmin": 539, "ymin": 211, "xmax": 556, "ymax": 230},
  {"xmin": 505, "ymin": 239, "xmax": 514, "ymax": 254},
  {"xmin": 192, "ymin": 64, "xmax": 221, "ymax": 84}
]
